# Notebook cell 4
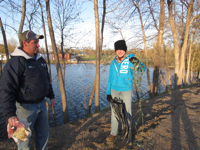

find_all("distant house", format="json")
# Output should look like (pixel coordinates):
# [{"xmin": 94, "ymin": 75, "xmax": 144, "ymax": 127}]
[
  {"xmin": 41, "ymin": 53, "xmax": 81, "ymax": 61},
  {"xmin": 52, "ymin": 53, "xmax": 71, "ymax": 60}
]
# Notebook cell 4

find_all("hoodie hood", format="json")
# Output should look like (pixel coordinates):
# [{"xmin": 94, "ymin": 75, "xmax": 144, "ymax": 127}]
[
  {"xmin": 10, "ymin": 46, "xmax": 42, "ymax": 60},
  {"xmin": 127, "ymin": 54, "xmax": 135, "ymax": 58}
]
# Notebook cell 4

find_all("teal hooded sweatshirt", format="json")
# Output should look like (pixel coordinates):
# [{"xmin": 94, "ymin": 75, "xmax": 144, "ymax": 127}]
[{"xmin": 106, "ymin": 54, "xmax": 146, "ymax": 95}]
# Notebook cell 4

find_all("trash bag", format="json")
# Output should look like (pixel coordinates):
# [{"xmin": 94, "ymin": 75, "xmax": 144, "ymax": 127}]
[
  {"xmin": 7, "ymin": 119, "xmax": 31, "ymax": 143},
  {"xmin": 110, "ymin": 97, "xmax": 132, "ymax": 148}
]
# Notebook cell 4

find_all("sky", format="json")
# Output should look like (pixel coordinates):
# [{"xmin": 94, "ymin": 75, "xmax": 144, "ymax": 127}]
[{"xmin": 0, "ymin": 0, "xmax": 143, "ymax": 51}]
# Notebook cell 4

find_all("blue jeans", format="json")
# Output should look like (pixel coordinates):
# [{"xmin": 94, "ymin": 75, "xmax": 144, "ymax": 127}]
[
  {"xmin": 16, "ymin": 100, "xmax": 49, "ymax": 150},
  {"xmin": 110, "ymin": 89, "xmax": 132, "ymax": 136}
]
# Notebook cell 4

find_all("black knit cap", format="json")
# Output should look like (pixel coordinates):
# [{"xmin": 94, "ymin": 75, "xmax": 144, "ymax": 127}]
[{"xmin": 114, "ymin": 40, "xmax": 127, "ymax": 52}]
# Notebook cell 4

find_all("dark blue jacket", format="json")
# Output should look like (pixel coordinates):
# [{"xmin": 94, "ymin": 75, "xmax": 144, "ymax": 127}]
[{"xmin": 0, "ymin": 47, "xmax": 54, "ymax": 119}]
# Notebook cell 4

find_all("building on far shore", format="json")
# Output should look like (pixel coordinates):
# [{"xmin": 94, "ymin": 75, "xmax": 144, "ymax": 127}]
[{"xmin": 40, "ymin": 53, "xmax": 80, "ymax": 63}]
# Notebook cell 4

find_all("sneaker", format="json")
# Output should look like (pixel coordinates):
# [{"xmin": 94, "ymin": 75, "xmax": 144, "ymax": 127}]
[{"xmin": 106, "ymin": 134, "xmax": 116, "ymax": 142}]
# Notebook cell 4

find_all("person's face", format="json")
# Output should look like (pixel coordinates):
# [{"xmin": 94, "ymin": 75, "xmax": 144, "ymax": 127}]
[
  {"xmin": 23, "ymin": 39, "xmax": 40, "ymax": 57},
  {"xmin": 116, "ymin": 49, "xmax": 125, "ymax": 58}
]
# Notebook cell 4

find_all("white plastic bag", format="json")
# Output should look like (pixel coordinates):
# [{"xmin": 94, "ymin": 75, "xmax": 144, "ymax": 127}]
[{"xmin": 7, "ymin": 119, "xmax": 32, "ymax": 143}]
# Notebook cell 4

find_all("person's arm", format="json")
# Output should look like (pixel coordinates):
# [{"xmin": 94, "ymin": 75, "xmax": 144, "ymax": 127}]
[
  {"xmin": 106, "ymin": 61, "xmax": 113, "ymax": 102},
  {"xmin": 0, "ymin": 58, "xmax": 24, "ymax": 122},
  {"xmin": 106, "ymin": 62, "xmax": 113, "ymax": 95},
  {"xmin": 47, "ymin": 84, "xmax": 55, "ymax": 100}
]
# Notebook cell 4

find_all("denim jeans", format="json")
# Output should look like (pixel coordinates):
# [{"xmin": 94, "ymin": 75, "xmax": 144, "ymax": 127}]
[
  {"xmin": 16, "ymin": 100, "xmax": 49, "ymax": 150},
  {"xmin": 110, "ymin": 89, "xmax": 132, "ymax": 136}
]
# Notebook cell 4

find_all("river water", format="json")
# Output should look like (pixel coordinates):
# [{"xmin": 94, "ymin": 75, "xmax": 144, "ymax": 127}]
[{"xmin": 0, "ymin": 63, "xmax": 158, "ymax": 140}]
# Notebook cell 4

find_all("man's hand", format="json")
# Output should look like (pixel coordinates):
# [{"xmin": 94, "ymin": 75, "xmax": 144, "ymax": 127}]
[
  {"xmin": 49, "ymin": 99, "xmax": 56, "ymax": 107},
  {"xmin": 107, "ymin": 95, "xmax": 112, "ymax": 102},
  {"xmin": 8, "ymin": 116, "xmax": 19, "ymax": 127}
]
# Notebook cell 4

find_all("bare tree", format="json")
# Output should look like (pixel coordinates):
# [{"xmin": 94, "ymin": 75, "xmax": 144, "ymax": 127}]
[
  {"xmin": 186, "ymin": 29, "xmax": 193, "ymax": 85},
  {"xmin": 38, "ymin": 0, "xmax": 56, "ymax": 127},
  {"xmin": 87, "ymin": 76, "xmax": 96, "ymax": 115},
  {"xmin": 18, "ymin": 0, "xmax": 26, "ymax": 37},
  {"xmin": 186, "ymin": 26, "xmax": 199, "ymax": 84},
  {"xmin": 149, "ymin": 0, "xmax": 165, "ymax": 95},
  {"xmin": 52, "ymin": 0, "xmax": 83, "ymax": 80},
  {"xmin": 0, "ymin": 17, "xmax": 9, "ymax": 61},
  {"xmin": 87, "ymin": 0, "xmax": 106, "ymax": 115},
  {"xmin": 132, "ymin": 0, "xmax": 152, "ymax": 96},
  {"xmin": 167, "ymin": 0, "xmax": 200, "ymax": 88},
  {"xmin": 45, "ymin": 0, "xmax": 69, "ymax": 124},
  {"xmin": 38, "ymin": 0, "xmax": 51, "ymax": 81},
  {"xmin": 100, "ymin": 0, "xmax": 106, "ymax": 55},
  {"xmin": 94, "ymin": 0, "xmax": 100, "ymax": 112}
]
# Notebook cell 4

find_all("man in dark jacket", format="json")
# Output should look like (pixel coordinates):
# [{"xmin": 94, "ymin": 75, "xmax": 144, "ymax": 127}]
[{"xmin": 0, "ymin": 30, "xmax": 55, "ymax": 150}]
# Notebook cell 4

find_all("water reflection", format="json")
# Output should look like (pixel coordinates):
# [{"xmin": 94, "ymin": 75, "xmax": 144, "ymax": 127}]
[{"xmin": 49, "ymin": 64, "xmax": 111, "ymax": 126}]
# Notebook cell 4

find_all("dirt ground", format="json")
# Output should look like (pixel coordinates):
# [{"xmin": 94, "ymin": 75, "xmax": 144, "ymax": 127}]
[{"xmin": 0, "ymin": 84, "xmax": 200, "ymax": 150}]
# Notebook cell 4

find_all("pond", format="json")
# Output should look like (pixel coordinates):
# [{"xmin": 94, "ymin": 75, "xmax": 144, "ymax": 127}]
[{"xmin": 49, "ymin": 63, "xmax": 155, "ymax": 126}]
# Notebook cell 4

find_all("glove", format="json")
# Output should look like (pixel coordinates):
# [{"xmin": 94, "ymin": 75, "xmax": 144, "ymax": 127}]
[
  {"xmin": 129, "ymin": 56, "xmax": 145, "ymax": 72},
  {"xmin": 107, "ymin": 95, "xmax": 112, "ymax": 102},
  {"xmin": 129, "ymin": 57, "xmax": 139, "ymax": 65}
]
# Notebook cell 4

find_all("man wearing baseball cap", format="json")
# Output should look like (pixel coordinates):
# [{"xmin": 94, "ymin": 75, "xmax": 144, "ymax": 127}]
[{"xmin": 0, "ymin": 30, "xmax": 55, "ymax": 150}]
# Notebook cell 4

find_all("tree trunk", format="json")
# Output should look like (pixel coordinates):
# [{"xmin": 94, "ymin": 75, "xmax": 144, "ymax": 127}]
[
  {"xmin": 190, "ymin": 51, "xmax": 196, "ymax": 83},
  {"xmin": 87, "ymin": 76, "xmax": 96, "ymax": 115},
  {"xmin": 0, "ymin": 17, "xmax": 9, "ymax": 61},
  {"xmin": 152, "ymin": 66, "xmax": 159, "ymax": 95},
  {"xmin": 45, "ymin": 0, "xmax": 69, "ymax": 124},
  {"xmin": 38, "ymin": 0, "xmax": 56, "ymax": 127},
  {"xmin": 87, "ymin": 0, "xmax": 106, "ymax": 115},
  {"xmin": 178, "ymin": 0, "xmax": 194, "ymax": 86},
  {"xmin": 186, "ymin": 31, "xmax": 194, "ymax": 85},
  {"xmin": 18, "ymin": 0, "xmax": 26, "ymax": 37},
  {"xmin": 167, "ymin": 0, "xmax": 180, "ymax": 88},
  {"xmin": 133, "ymin": 1, "xmax": 151, "ymax": 96},
  {"xmin": 100, "ymin": 0, "xmax": 106, "ymax": 56},
  {"xmin": 162, "ymin": 40, "xmax": 172, "ymax": 90},
  {"xmin": 38, "ymin": 0, "xmax": 51, "ymax": 80},
  {"xmin": 60, "ymin": 31, "xmax": 66, "ymax": 81},
  {"xmin": 160, "ymin": 71, "xmax": 168, "ymax": 91},
  {"xmin": 151, "ymin": 0, "xmax": 165, "ymax": 95},
  {"xmin": 94, "ymin": 0, "xmax": 100, "ymax": 112},
  {"xmin": 168, "ymin": 0, "xmax": 197, "ymax": 88}
]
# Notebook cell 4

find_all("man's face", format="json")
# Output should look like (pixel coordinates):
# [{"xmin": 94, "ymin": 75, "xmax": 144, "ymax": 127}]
[
  {"xmin": 116, "ymin": 49, "xmax": 125, "ymax": 58},
  {"xmin": 24, "ymin": 39, "xmax": 40, "ymax": 57}
]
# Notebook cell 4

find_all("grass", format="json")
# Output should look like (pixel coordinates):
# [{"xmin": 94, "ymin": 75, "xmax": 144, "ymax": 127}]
[{"xmin": 80, "ymin": 55, "xmax": 96, "ymax": 61}]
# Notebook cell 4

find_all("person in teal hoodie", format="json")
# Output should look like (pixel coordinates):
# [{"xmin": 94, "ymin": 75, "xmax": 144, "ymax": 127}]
[{"xmin": 106, "ymin": 40, "xmax": 146, "ymax": 142}]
